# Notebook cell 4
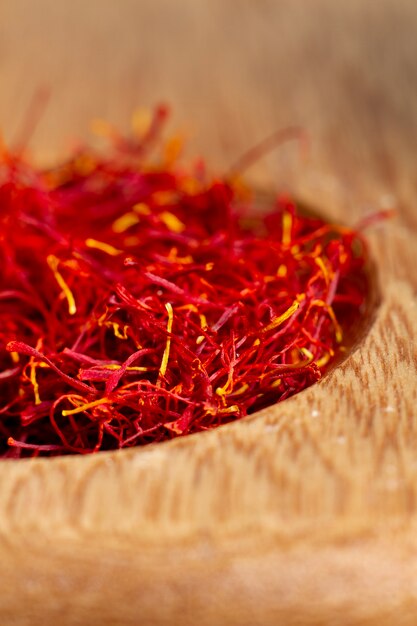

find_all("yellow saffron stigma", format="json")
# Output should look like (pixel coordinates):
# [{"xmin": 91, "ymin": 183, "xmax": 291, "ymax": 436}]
[
  {"xmin": 315, "ymin": 256, "xmax": 330, "ymax": 285},
  {"xmin": 29, "ymin": 360, "xmax": 41, "ymax": 405},
  {"xmin": 215, "ymin": 368, "xmax": 234, "ymax": 399},
  {"xmin": 167, "ymin": 248, "xmax": 193, "ymax": 264},
  {"xmin": 312, "ymin": 299, "xmax": 343, "ymax": 343},
  {"xmin": 159, "ymin": 302, "xmax": 174, "ymax": 379},
  {"xmin": 85, "ymin": 238, "xmax": 122, "ymax": 256},
  {"xmin": 62, "ymin": 397, "xmax": 110, "ymax": 417},
  {"xmin": 327, "ymin": 306, "xmax": 343, "ymax": 343},
  {"xmin": 133, "ymin": 202, "xmax": 151, "ymax": 215},
  {"xmin": 199, "ymin": 313, "xmax": 208, "ymax": 330},
  {"xmin": 282, "ymin": 211, "xmax": 292, "ymax": 245},
  {"xmin": 219, "ymin": 405, "xmax": 239, "ymax": 414},
  {"xmin": 47, "ymin": 255, "xmax": 77, "ymax": 315},
  {"xmin": 10, "ymin": 351, "xmax": 19, "ymax": 364},
  {"xmin": 230, "ymin": 383, "xmax": 249, "ymax": 396},
  {"xmin": 111, "ymin": 323, "xmax": 129, "ymax": 340},
  {"xmin": 300, "ymin": 347, "xmax": 314, "ymax": 360},
  {"xmin": 112, "ymin": 212, "xmax": 140, "ymax": 233},
  {"xmin": 316, "ymin": 352, "xmax": 331, "ymax": 368},
  {"xmin": 262, "ymin": 295, "xmax": 304, "ymax": 334},
  {"xmin": 271, "ymin": 379, "xmax": 282, "ymax": 388},
  {"xmin": 160, "ymin": 211, "xmax": 185, "ymax": 233},
  {"xmin": 177, "ymin": 303, "xmax": 198, "ymax": 312}
]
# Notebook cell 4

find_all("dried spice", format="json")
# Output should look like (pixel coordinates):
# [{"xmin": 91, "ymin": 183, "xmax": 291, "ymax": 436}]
[{"xmin": 0, "ymin": 107, "xmax": 370, "ymax": 457}]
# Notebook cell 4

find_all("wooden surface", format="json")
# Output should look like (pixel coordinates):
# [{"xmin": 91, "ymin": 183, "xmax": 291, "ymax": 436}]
[{"xmin": 1, "ymin": 1, "xmax": 417, "ymax": 624}]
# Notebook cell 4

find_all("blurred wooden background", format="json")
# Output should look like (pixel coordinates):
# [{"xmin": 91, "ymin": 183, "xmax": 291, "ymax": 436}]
[{"xmin": 1, "ymin": 1, "xmax": 417, "ymax": 624}]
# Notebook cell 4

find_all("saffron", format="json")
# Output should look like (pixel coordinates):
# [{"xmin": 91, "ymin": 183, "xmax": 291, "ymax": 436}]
[{"xmin": 0, "ymin": 107, "xmax": 370, "ymax": 457}]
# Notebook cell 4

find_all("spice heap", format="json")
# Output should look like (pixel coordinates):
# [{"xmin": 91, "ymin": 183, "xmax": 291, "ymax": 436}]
[{"xmin": 0, "ymin": 107, "xmax": 369, "ymax": 457}]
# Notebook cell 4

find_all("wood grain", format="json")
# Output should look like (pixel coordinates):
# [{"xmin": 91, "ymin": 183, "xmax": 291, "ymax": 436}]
[{"xmin": 1, "ymin": 1, "xmax": 417, "ymax": 624}]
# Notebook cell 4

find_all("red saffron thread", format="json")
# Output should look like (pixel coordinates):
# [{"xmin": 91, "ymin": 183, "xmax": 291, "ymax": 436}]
[{"xmin": 0, "ymin": 107, "xmax": 371, "ymax": 457}]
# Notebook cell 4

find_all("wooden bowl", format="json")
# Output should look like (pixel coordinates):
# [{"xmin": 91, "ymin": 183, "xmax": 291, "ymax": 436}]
[{"xmin": 1, "ymin": 1, "xmax": 417, "ymax": 624}]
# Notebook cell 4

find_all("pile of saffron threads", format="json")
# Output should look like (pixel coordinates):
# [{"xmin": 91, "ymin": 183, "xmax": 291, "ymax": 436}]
[{"xmin": 0, "ymin": 106, "xmax": 369, "ymax": 457}]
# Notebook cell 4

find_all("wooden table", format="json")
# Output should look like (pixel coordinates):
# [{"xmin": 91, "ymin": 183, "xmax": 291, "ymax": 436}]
[{"xmin": 1, "ymin": 1, "xmax": 417, "ymax": 623}]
